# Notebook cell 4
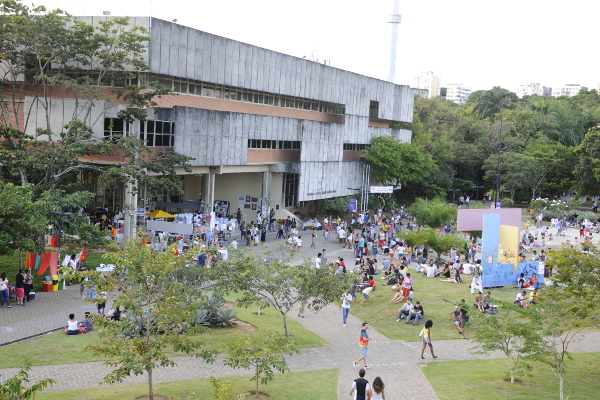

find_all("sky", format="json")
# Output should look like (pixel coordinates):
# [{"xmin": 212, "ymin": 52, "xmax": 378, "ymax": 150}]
[{"xmin": 36, "ymin": 0, "xmax": 599, "ymax": 92}]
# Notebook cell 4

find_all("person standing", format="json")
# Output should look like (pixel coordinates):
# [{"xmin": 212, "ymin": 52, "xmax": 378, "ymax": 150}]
[
  {"xmin": 420, "ymin": 319, "xmax": 437, "ymax": 359},
  {"xmin": 0, "ymin": 272, "xmax": 11, "ymax": 308},
  {"xmin": 353, "ymin": 322, "xmax": 370, "ymax": 369},
  {"xmin": 15, "ymin": 269, "xmax": 25, "ymax": 306},
  {"xmin": 24, "ymin": 269, "xmax": 34, "ymax": 302},
  {"xmin": 340, "ymin": 288, "xmax": 353, "ymax": 327},
  {"xmin": 350, "ymin": 368, "xmax": 371, "ymax": 400},
  {"xmin": 371, "ymin": 376, "xmax": 385, "ymax": 400},
  {"xmin": 311, "ymin": 228, "xmax": 317, "ymax": 248},
  {"xmin": 471, "ymin": 260, "xmax": 482, "ymax": 294}
]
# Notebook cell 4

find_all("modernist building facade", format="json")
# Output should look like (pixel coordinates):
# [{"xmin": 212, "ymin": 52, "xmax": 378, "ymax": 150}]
[
  {"xmin": 20, "ymin": 17, "xmax": 414, "ymax": 220},
  {"xmin": 445, "ymin": 83, "xmax": 472, "ymax": 104}
]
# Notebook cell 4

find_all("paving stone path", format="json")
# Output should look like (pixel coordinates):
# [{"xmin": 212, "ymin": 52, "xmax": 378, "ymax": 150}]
[{"xmin": 1, "ymin": 222, "xmax": 599, "ymax": 399}]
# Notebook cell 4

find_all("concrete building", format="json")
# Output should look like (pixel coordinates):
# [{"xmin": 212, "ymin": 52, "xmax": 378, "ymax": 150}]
[
  {"xmin": 552, "ymin": 84, "xmax": 588, "ymax": 98},
  {"xmin": 9, "ymin": 17, "xmax": 414, "ymax": 222},
  {"xmin": 516, "ymin": 83, "xmax": 552, "ymax": 98},
  {"xmin": 445, "ymin": 83, "xmax": 472, "ymax": 104},
  {"xmin": 413, "ymin": 71, "xmax": 441, "ymax": 99}
]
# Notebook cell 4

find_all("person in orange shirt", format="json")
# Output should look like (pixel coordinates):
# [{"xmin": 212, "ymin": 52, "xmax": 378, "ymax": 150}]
[{"xmin": 110, "ymin": 226, "xmax": 117, "ymax": 240}]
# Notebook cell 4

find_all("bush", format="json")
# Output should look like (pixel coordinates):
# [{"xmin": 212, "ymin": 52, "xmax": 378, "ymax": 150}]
[{"xmin": 193, "ymin": 294, "xmax": 237, "ymax": 327}]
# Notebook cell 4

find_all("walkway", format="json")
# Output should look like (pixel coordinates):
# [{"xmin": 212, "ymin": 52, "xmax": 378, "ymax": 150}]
[{"xmin": 1, "ymin": 222, "xmax": 599, "ymax": 399}]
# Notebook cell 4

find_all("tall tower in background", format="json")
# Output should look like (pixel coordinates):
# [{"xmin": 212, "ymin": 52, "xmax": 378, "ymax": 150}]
[{"xmin": 388, "ymin": 0, "xmax": 401, "ymax": 83}]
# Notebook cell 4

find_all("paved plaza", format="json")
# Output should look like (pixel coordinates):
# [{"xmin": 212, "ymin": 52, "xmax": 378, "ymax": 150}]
[{"xmin": 1, "ymin": 220, "xmax": 599, "ymax": 399}]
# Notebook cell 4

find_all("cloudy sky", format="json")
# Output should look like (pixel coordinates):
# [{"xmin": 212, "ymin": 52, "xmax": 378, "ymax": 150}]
[{"xmin": 38, "ymin": 0, "xmax": 599, "ymax": 92}]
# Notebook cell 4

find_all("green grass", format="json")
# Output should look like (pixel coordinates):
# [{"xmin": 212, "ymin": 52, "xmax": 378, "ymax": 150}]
[
  {"xmin": 421, "ymin": 352, "xmax": 600, "ymax": 400},
  {"xmin": 349, "ymin": 270, "xmax": 532, "ymax": 341},
  {"xmin": 0, "ymin": 295, "xmax": 326, "ymax": 368},
  {"xmin": 34, "ymin": 369, "xmax": 338, "ymax": 400}
]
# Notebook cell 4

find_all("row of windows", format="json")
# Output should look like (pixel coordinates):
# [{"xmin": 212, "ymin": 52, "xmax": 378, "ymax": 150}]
[
  {"xmin": 145, "ymin": 73, "xmax": 346, "ymax": 115},
  {"xmin": 247, "ymin": 139, "xmax": 301, "ymax": 150},
  {"xmin": 343, "ymin": 143, "xmax": 370, "ymax": 151},
  {"xmin": 103, "ymin": 118, "xmax": 175, "ymax": 147}
]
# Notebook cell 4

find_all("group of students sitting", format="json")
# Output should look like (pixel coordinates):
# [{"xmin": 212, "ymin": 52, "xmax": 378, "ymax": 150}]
[{"xmin": 63, "ymin": 312, "xmax": 94, "ymax": 335}]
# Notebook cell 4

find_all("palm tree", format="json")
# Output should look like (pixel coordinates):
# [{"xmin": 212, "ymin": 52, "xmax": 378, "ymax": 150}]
[{"xmin": 472, "ymin": 87, "xmax": 518, "ymax": 204}]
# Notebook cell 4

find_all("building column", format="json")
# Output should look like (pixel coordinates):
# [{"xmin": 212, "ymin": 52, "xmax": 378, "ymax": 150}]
[
  {"xmin": 262, "ymin": 171, "xmax": 272, "ymax": 214},
  {"xmin": 203, "ymin": 171, "xmax": 216, "ymax": 214}
]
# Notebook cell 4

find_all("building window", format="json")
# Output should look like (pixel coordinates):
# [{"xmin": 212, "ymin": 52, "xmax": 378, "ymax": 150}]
[
  {"xmin": 140, "ymin": 120, "xmax": 175, "ymax": 147},
  {"xmin": 369, "ymin": 101, "xmax": 379, "ymax": 119},
  {"xmin": 104, "ymin": 118, "xmax": 126, "ymax": 142},
  {"xmin": 248, "ymin": 140, "xmax": 301, "ymax": 150},
  {"xmin": 343, "ymin": 143, "xmax": 369, "ymax": 151}
]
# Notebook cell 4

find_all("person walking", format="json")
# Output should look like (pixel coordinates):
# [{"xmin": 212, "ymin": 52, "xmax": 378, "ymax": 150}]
[
  {"xmin": 420, "ymin": 319, "xmax": 437, "ymax": 359},
  {"xmin": 311, "ymin": 228, "xmax": 317, "ymax": 249},
  {"xmin": 353, "ymin": 322, "xmax": 370, "ymax": 369},
  {"xmin": 371, "ymin": 376, "xmax": 386, "ymax": 400},
  {"xmin": 350, "ymin": 368, "xmax": 371, "ymax": 400},
  {"xmin": 340, "ymin": 288, "xmax": 353, "ymax": 327}
]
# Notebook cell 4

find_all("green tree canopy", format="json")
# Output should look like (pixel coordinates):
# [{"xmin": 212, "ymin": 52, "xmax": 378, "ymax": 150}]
[
  {"xmin": 407, "ymin": 198, "xmax": 457, "ymax": 228},
  {"xmin": 364, "ymin": 135, "xmax": 436, "ymax": 186}
]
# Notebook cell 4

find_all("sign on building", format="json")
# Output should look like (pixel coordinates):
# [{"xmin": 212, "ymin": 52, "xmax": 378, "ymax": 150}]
[{"xmin": 370, "ymin": 186, "xmax": 394, "ymax": 193}]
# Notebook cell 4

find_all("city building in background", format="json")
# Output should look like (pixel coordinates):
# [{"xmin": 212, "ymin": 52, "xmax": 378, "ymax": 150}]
[
  {"xmin": 552, "ymin": 84, "xmax": 588, "ymax": 98},
  {"xmin": 413, "ymin": 71, "xmax": 441, "ymax": 99},
  {"xmin": 516, "ymin": 83, "xmax": 552, "ymax": 98},
  {"xmin": 445, "ymin": 83, "xmax": 472, "ymax": 104}
]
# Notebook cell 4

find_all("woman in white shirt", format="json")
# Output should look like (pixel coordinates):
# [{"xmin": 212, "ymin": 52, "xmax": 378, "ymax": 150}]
[
  {"xmin": 63, "ymin": 313, "xmax": 80, "ymax": 335},
  {"xmin": 0, "ymin": 273, "xmax": 11, "ymax": 308}
]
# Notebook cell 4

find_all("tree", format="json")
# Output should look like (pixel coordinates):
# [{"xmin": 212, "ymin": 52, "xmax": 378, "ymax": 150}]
[
  {"xmin": 406, "ymin": 198, "xmax": 457, "ymax": 228},
  {"xmin": 472, "ymin": 86, "xmax": 519, "ymax": 122},
  {"xmin": 398, "ymin": 229, "xmax": 468, "ymax": 265},
  {"xmin": 86, "ymin": 239, "xmax": 215, "ymax": 400},
  {"xmin": 534, "ymin": 246, "xmax": 600, "ymax": 400},
  {"xmin": 0, "ymin": 183, "xmax": 49, "ymax": 255},
  {"xmin": 0, "ymin": 362, "xmax": 55, "ymax": 400},
  {"xmin": 221, "ymin": 248, "xmax": 351, "ymax": 338},
  {"xmin": 364, "ymin": 135, "xmax": 436, "ymax": 187},
  {"xmin": 471, "ymin": 304, "xmax": 541, "ymax": 383},
  {"xmin": 482, "ymin": 152, "xmax": 537, "ymax": 201},
  {"xmin": 574, "ymin": 129, "xmax": 600, "ymax": 196},
  {"xmin": 223, "ymin": 331, "xmax": 299, "ymax": 397}
]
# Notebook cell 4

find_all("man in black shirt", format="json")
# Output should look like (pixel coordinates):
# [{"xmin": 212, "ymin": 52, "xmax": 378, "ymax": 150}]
[
  {"xmin": 350, "ymin": 368, "xmax": 371, "ymax": 400},
  {"xmin": 406, "ymin": 301, "xmax": 424, "ymax": 326}
]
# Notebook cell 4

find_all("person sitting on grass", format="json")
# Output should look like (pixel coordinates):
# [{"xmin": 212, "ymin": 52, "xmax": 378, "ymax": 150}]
[
  {"xmin": 449, "ymin": 305, "xmax": 463, "ymax": 335},
  {"xmin": 405, "ymin": 301, "xmax": 424, "ymax": 326},
  {"xmin": 441, "ymin": 269, "xmax": 461, "ymax": 284},
  {"xmin": 63, "ymin": 313, "xmax": 80, "ymax": 335},
  {"xmin": 473, "ymin": 291, "xmax": 486, "ymax": 312},
  {"xmin": 529, "ymin": 289, "xmax": 539, "ymax": 305},
  {"xmin": 435, "ymin": 263, "xmax": 451, "ymax": 278},
  {"xmin": 396, "ymin": 299, "xmax": 414, "ymax": 322},
  {"xmin": 514, "ymin": 291, "xmax": 529, "ymax": 309},
  {"xmin": 81, "ymin": 312, "xmax": 94, "ymax": 333}
]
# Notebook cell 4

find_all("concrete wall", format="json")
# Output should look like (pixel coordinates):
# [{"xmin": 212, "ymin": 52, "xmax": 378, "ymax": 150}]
[{"xmin": 148, "ymin": 18, "xmax": 413, "ymax": 123}]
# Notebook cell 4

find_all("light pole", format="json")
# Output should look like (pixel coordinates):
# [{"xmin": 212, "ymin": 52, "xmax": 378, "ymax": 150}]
[
  {"xmin": 472, "ymin": 185, "xmax": 484, "ymax": 205},
  {"xmin": 447, "ymin": 189, "xmax": 460, "ymax": 205},
  {"xmin": 49, "ymin": 211, "xmax": 74, "ymax": 271}
]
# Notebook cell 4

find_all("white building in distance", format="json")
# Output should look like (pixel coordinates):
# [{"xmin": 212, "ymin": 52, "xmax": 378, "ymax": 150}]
[
  {"xmin": 413, "ymin": 71, "xmax": 441, "ymax": 99},
  {"xmin": 516, "ymin": 83, "xmax": 552, "ymax": 98},
  {"xmin": 445, "ymin": 83, "xmax": 472, "ymax": 104},
  {"xmin": 552, "ymin": 84, "xmax": 588, "ymax": 98}
]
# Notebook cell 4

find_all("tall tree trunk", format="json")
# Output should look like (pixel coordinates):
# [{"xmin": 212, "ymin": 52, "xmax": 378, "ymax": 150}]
[
  {"xmin": 282, "ymin": 313, "xmax": 289, "ymax": 338},
  {"xmin": 559, "ymin": 363, "xmax": 564, "ymax": 400},
  {"xmin": 148, "ymin": 366, "xmax": 154, "ymax": 400}
]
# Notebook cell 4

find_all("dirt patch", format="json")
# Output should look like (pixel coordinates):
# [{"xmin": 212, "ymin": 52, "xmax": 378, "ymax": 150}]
[
  {"xmin": 135, "ymin": 396, "xmax": 169, "ymax": 400},
  {"xmin": 230, "ymin": 320, "xmax": 258, "ymax": 333},
  {"xmin": 245, "ymin": 391, "xmax": 271, "ymax": 399},
  {"xmin": 224, "ymin": 301, "xmax": 236, "ymax": 308},
  {"xmin": 502, "ymin": 378, "xmax": 525, "ymax": 385}
]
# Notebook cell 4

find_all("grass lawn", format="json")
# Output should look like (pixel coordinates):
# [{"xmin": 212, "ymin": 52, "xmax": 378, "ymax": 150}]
[
  {"xmin": 34, "ymin": 369, "xmax": 338, "ymax": 400},
  {"xmin": 421, "ymin": 352, "xmax": 600, "ymax": 400},
  {"xmin": 0, "ymin": 295, "xmax": 326, "ymax": 368},
  {"xmin": 349, "ymin": 268, "xmax": 535, "ymax": 341}
]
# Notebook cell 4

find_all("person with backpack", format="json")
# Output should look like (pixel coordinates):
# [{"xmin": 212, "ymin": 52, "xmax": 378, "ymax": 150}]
[{"xmin": 471, "ymin": 260, "xmax": 483, "ymax": 294}]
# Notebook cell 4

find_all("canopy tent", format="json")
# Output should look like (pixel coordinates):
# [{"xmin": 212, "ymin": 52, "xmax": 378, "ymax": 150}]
[{"xmin": 144, "ymin": 210, "xmax": 175, "ymax": 219}]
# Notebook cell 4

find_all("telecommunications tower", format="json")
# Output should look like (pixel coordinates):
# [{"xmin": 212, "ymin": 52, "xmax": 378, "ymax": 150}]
[{"xmin": 388, "ymin": 0, "xmax": 401, "ymax": 83}]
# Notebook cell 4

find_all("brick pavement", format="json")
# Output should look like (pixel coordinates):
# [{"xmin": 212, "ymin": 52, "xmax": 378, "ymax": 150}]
[{"xmin": 2, "ymin": 225, "xmax": 600, "ymax": 399}]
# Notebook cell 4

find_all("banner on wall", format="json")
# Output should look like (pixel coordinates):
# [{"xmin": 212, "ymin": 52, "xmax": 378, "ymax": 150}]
[
  {"xmin": 348, "ymin": 199, "xmax": 357, "ymax": 213},
  {"xmin": 498, "ymin": 225, "xmax": 519, "ymax": 267}
]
